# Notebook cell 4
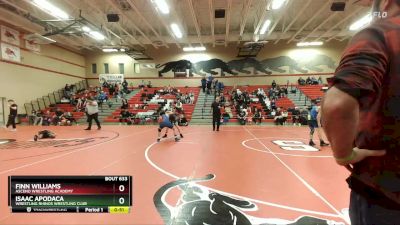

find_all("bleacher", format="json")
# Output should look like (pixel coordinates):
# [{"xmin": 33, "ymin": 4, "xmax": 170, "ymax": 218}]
[
  {"xmin": 103, "ymin": 87, "xmax": 200, "ymax": 123},
  {"xmin": 221, "ymin": 85, "xmax": 295, "ymax": 123},
  {"xmin": 298, "ymin": 85, "xmax": 325, "ymax": 100}
]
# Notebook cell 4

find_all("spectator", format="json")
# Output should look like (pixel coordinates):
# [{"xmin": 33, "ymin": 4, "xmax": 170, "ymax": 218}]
[
  {"xmin": 139, "ymin": 80, "xmax": 145, "ymax": 88},
  {"xmin": 318, "ymin": 76, "xmax": 323, "ymax": 84},
  {"xmin": 253, "ymin": 108, "xmax": 262, "ymax": 125},
  {"xmin": 292, "ymin": 107, "xmax": 301, "ymax": 126},
  {"xmin": 238, "ymin": 109, "xmax": 247, "ymax": 125},
  {"xmin": 311, "ymin": 76, "xmax": 318, "ymax": 85},
  {"xmin": 306, "ymin": 77, "xmax": 312, "ymax": 85},
  {"xmin": 272, "ymin": 80, "xmax": 277, "ymax": 88},
  {"xmin": 178, "ymin": 114, "xmax": 188, "ymax": 126},
  {"xmin": 201, "ymin": 77, "xmax": 207, "ymax": 93},
  {"xmin": 53, "ymin": 108, "xmax": 64, "ymax": 125},
  {"xmin": 121, "ymin": 98, "xmax": 129, "ymax": 110},
  {"xmin": 175, "ymin": 100, "xmax": 183, "ymax": 113},
  {"xmin": 97, "ymin": 91, "xmax": 108, "ymax": 112},
  {"xmin": 119, "ymin": 108, "xmax": 133, "ymax": 125},
  {"xmin": 298, "ymin": 77, "xmax": 306, "ymax": 85},
  {"xmin": 147, "ymin": 81, "xmax": 152, "ymax": 88}
]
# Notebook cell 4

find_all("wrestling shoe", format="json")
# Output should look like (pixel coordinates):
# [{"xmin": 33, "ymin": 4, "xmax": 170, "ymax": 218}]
[
  {"xmin": 309, "ymin": 140, "xmax": 316, "ymax": 146},
  {"xmin": 180, "ymin": 134, "xmax": 184, "ymax": 138},
  {"xmin": 162, "ymin": 134, "xmax": 167, "ymax": 138},
  {"xmin": 320, "ymin": 141, "xmax": 329, "ymax": 147},
  {"xmin": 34, "ymin": 135, "xmax": 38, "ymax": 142},
  {"xmin": 157, "ymin": 138, "xmax": 161, "ymax": 142}
]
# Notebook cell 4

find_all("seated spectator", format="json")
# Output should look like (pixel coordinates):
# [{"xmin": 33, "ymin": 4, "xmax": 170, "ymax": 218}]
[
  {"xmin": 298, "ymin": 77, "xmax": 306, "ymax": 86},
  {"xmin": 238, "ymin": 109, "xmax": 247, "ymax": 125},
  {"xmin": 60, "ymin": 96, "xmax": 70, "ymax": 103},
  {"xmin": 139, "ymin": 80, "xmax": 145, "ymax": 88},
  {"xmin": 63, "ymin": 112, "xmax": 75, "ymax": 124},
  {"xmin": 119, "ymin": 108, "xmax": 133, "ymax": 125},
  {"xmin": 300, "ymin": 107, "xmax": 309, "ymax": 125},
  {"xmin": 292, "ymin": 107, "xmax": 301, "ymax": 126},
  {"xmin": 121, "ymin": 98, "xmax": 129, "ymax": 110},
  {"xmin": 59, "ymin": 116, "xmax": 72, "ymax": 126},
  {"xmin": 306, "ymin": 77, "xmax": 312, "ymax": 85},
  {"xmin": 178, "ymin": 114, "xmax": 188, "ymax": 126},
  {"xmin": 42, "ymin": 111, "xmax": 52, "ymax": 126},
  {"xmin": 311, "ymin": 76, "xmax": 318, "ymax": 85},
  {"xmin": 281, "ymin": 109, "xmax": 289, "ymax": 125},
  {"xmin": 274, "ymin": 108, "xmax": 284, "ymax": 125},
  {"xmin": 147, "ymin": 81, "xmax": 152, "ymax": 88},
  {"xmin": 64, "ymin": 84, "xmax": 72, "ymax": 99},
  {"xmin": 222, "ymin": 110, "xmax": 230, "ymax": 125},
  {"xmin": 253, "ymin": 108, "xmax": 262, "ymax": 125},
  {"xmin": 175, "ymin": 100, "xmax": 183, "ymax": 113},
  {"xmin": 52, "ymin": 108, "xmax": 64, "ymax": 125}
]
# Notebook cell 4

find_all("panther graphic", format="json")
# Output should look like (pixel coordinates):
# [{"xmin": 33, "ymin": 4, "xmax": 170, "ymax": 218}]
[
  {"xmin": 154, "ymin": 175, "xmax": 345, "ymax": 225},
  {"xmin": 228, "ymin": 58, "xmax": 272, "ymax": 75},
  {"xmin": 301, "ymin": 54, "xmax": 337, "ymax": 72},
  {"xmin": 194, "ymin": 58, "xmax": 238, "ymax": 76},
  {"xmin": 156, "ymin": 60, "xmax": 195, "ymax": 77},
  {"xmin": 260, "ymin": 56, "xmax": 308, "ymax": 74}
]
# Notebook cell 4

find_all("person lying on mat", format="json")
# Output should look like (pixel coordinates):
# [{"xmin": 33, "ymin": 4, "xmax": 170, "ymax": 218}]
[{"xmin": 34, "ymin": 130, "xmax": 56, "ymax": 141}]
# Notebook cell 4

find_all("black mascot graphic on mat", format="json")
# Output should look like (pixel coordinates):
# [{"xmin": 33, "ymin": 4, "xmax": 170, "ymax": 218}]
[
  {"xmin": 260, "ymin": 56, "xmax": 308, "ymax": 74},
  {"xmin": 301, "ymin": 54, "xmax": 336, "ymax": 72},
  {"xmin": 228, "ymin": 58, "xmax": 272, "ymax": 75},
  {"xmin": 156, "ymin": 60, "xmax": 195, "ymax": 77},
  {"xmin": 154, "ymin": 174, "xmax": 345, "ymax": 225},
  {"xmin": 194, "ymin": 59, "xmax": 238, "ymax": 76}
]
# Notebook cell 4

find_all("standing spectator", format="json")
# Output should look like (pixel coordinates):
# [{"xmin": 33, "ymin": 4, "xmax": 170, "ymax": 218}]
[
  {"xmin": 5, "ymin": 100, "xmax": 17, "ymax": 131},
  {"xmin": 211, "ymin": 97, "xmax": 221, "ymax": 131},
  {"xmin": 272, "ymin": 80, "xmax": 277, "ymax": 89},
  {"xmin": 84, "ymin": 97, "xmax": 101, "ymax": 130},
  {"xmin": 318, "ymin": 76, "xmax": 323, "ymax": 84},
  {"xmin": 206, "ymin": 79, "xmax": 212, "ymax": 95},
  {"xmin": 201, "ymin": 77, "xmax": 207, "ymax": 93},
  {"xmin": 321, "ymin": 2, "xmax": 400, "ymax": 223}
]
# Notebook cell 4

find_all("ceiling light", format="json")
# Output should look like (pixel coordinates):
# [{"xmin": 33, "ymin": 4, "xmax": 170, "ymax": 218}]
[
  {"xmin": 89, "ymin": 31, "xmax": 105, "ymax": 41},
  {"xmin": 183, "ymin": 46, "xmax": 206, "ymax": 52},
  {"xmin": 154, "ymin": 0, "xmax": 169, "ymax": 14},
  {"xmin": 349, "ymin": 14, "xmax": 372, "ymax": 31},
  {"xmin": 102, "ymin": 49, "xmax": 118, "ymax": 52},
  {"xmin": 259, "ymin": 20, "xmax": 272, "ymax": 35},
  {"xmin": 82, "ymin": 26, "xmax": 91, "ymax": 32},
  {"xmin": 120, "ymin": 49, "xmax": 126, "ymax": 52},
  {"xmin": 32, "ymin": 0, "xmax": 69, "ymax": 19},
  {"xmin": 296, "ymin": 41, "xmax": 324, "ymax": 47},
  {"xmin": 271, "ymin": 0, "xmax": 286, "ymax": 10},
  {"xmin": 170, "ymin": 23, "xmax": 183, "ymax": 39}
]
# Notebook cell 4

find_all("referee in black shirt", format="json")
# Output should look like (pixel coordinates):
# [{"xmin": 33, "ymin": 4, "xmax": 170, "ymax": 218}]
[
  {"xmin": 6, "ymin": 99, "xmax": 17, "ymax": 131},
  {"xmin": 211, "ymin": 97, "xmax": 221, "ymax": 131}
]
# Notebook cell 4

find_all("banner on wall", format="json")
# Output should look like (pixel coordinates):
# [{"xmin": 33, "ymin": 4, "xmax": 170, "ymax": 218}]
[
  {"xmin": 25, "ymin": 39, "xmax": 41, "ymax": 52},
  {"xmin": 1, "ymin": 43, "xmax": 21, "ymax": 62},
  {"xmin": 1, "ymin": 25, "xmax": 20, "ymax": 46},
  {"xmin": 99, "ymin": 74, "xmax": 124, "ymax": 84}
]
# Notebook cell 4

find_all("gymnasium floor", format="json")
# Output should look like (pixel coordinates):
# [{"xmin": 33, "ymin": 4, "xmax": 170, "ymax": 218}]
[{"xmin": 0, "ymin": 125, "xmax": 351, "ymax": 225}]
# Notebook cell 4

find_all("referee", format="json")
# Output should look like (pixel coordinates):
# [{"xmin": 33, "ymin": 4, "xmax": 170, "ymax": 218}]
[
  {"xmin": 211, "ymin": 97, "xmax": 221, "ymax": 131},
  {"xmin": 84, "ymin": 97, "xmax": 101, "ymax": 130}
]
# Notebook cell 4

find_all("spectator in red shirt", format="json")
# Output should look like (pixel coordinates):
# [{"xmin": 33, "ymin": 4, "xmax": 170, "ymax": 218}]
[{"xmin": 322, "ymin": 1, "xmax": 400, "ymax": 223}]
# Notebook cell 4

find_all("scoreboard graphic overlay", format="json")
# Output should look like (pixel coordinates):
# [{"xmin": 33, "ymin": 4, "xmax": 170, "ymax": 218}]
[{"xmin": 8, "ymin": 176, "xmax": 132, "ymax": 213}]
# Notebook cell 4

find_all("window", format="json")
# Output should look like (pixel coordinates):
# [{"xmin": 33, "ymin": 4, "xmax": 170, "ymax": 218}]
[
  {"xmin": 104, "ymin": 63, "xmax": 109, "ymax": 74},
  {"xmin": 134, "ymin": 63, "xmax": 140, "ymax": 74},
  {"xmin": 119, "ymin": 63, "xmax": 124, "ymax": 74},
  {"xmin": 91, "ymin": 63, "xmax": 97, "ymax": 74}
]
